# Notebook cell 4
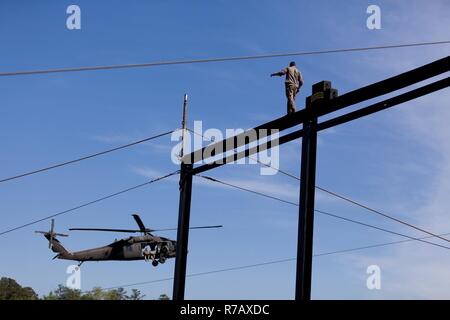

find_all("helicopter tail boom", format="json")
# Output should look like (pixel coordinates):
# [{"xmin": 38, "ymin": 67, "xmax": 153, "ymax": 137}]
[
  {"xmin": 35, "ymin": 219, "xmax": 71, "ymax": 258},
  {"xmin": 42, "ymin": 233, "xmax": 71, "ymax": 256}
]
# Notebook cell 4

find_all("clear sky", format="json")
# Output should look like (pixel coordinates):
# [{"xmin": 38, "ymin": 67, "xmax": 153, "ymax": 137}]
[{"xmin": 0, "ymin": 0, "xmax": 449, "ymax": 299}]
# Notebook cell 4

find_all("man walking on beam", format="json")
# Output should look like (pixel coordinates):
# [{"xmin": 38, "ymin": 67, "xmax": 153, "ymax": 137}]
[{"xmin": 271, "ymin": 61, "xmax": 304, "ymax": 114}]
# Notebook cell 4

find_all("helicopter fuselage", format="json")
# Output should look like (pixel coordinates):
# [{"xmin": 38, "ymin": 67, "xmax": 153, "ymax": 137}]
[
  {"xmin": 57, "ymin": 235, "xmax": 176, "ymax": 265},
  {"xmin": 37, "ymin": 214, "xmax": 220, "ymax": 267}
]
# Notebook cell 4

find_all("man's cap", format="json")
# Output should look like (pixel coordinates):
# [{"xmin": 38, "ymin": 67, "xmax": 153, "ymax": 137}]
[{"xmin": 289, "ymin": 61, "xmax": 296, "ymax": 66}]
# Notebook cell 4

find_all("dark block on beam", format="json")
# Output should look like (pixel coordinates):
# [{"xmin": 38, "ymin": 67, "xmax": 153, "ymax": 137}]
[
  {"xmin": 312, "ymin": 81, "xmax": 331, "ymax": 94},
  {"xmin": 309, "ymin": 88, "xmax": 338, "ymax": 105},
  {"xmin": 325, "ymin": 88, "xmax": 338, "ymax": 100}
]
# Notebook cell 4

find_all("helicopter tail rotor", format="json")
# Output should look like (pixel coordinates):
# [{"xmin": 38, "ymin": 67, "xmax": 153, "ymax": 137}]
[{"xmin": 35, "ymin": 219, "xmax": 69, "ymax": 250}]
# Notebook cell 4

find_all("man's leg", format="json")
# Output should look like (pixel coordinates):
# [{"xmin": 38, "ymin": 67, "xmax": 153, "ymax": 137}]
[
  {"xmin": 288, "ymin": 84, "xmax": 296, "ymax": 113},
  {"xmin": 285, "ymin": 84, "xmax": 291, "ymax": 114},
  {"xmin": 292, "ymin": 86, "xmax": 297, "ymax": 112}
]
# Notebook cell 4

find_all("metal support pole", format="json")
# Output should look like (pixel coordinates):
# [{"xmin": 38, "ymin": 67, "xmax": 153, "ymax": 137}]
[
  {"xmin": 180, "ymin": 94, "xmax": 188, "ymax": 158},
  {"xmin": 295, "ymin": 97, "xmax": 318, "ymax": 301},
  {"xmin": 173, "ymin": 162, "xmax": 193, "ymax": 300}
]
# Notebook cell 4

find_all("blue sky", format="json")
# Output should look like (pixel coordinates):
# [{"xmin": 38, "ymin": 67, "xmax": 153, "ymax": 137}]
[{"xmin": 0, "ymin": 0, "xmax": 449, "ymax": 299}]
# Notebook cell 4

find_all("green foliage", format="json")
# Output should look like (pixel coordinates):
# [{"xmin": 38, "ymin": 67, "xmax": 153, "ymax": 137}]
[
  {"xmin": 43, "ymin": 285, "xmax": 83, "ymax": 300},
  {"xmin": 128, "ymin": 289, "xmax": 146, "ymax": 300},
  {"xmin": 1, "ymin": 276, "xmax": 146, "ymax": 300},
  {"xmin": 158, "ymin": 293, "xmax": 170, "ymax": 300},
  {"xmin": 81, "ymin": 287, "xmax": 104, "ymax": 300},
  {"xmin": 0, "ymin": 277, "xmax": 38, "ymax": 300},
  {"xmin": 42, "ymin": 284, "xmax": 145, "ymax": 300}
]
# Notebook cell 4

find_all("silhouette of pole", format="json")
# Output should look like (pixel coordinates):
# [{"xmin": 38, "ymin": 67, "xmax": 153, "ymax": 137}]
[
  {"xmin": 295, "ymin": 81, "xmax": 337, "ymax": 300},
  {"xmin": 173, "ymin": 94, "xmax": 193, "ymax": 300},
  {"xmin": 173, "ymin": 162, "xmax": 193, "ymax": 300},
  {"xmin": 295, "ymin": 94, "xmax": 318, "ymax": 301},
  {"xmin": 180, "ymin": 94, "xmax": 188, "ymax": 158}
]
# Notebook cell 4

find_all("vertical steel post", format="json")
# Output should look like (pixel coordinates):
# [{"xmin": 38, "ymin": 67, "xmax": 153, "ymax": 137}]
[
  {"xmin": 295, "ymin": 97, "xmax": 318, "ymax": 301},
  {"xmin": 173, "ymin": 162, "xmax": 193, "ymax": 300},
  {"xmin": 180, "ymin": 94, "xmax": 188, "ymax": 158}
]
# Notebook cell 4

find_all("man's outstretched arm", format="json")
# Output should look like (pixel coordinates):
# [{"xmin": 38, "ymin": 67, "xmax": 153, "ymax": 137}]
[{"xmin": 270, "ymin": 69, "xmax": 287, "ymax": 77}]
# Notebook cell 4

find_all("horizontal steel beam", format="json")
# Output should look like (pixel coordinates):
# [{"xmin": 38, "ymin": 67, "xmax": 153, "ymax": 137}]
[
  {"xmin": 191, "ymin": 128, "xmax": 304, "ymax": 175},
  {"xmin": 192, "ymin": 76, "xmax": 450, "ymax": 175},
  {"xmin": 311, "ymin": 56, "xmax": 449, "ymax": 119},
  {"xmin": 183, "ymin": 56, "xmax": 449, "ymax": 165},
  {"xmin": 317, "ymin": 77, "xmax": 450, "ymax": 132},
  {"xmin": 183, "ymin": 116, "xmax": 304, "ymax": 164}
]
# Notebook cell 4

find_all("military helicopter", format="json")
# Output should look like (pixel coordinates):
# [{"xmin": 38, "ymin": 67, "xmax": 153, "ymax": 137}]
[{"xmin": 36, "ymin": 214, "xmax": 222, "ymax": 267}]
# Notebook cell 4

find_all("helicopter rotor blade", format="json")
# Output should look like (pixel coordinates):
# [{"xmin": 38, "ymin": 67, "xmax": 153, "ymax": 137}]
[
  {"xmin": 69, "ymin": 228, "xmax": 142, "ymax": 233},
  {"xmin": 54, "ymin": 233, "xmax": 69, "ymax": 237},
  {"xmin": 35, "ymin": 231, "xmax": 68, "ymax": 237},
  {"xmin": 132, "ymin": 214, "xmax": 148, "ymax": 234},
  {"xmin": 49, "ymin": 219, "xmax": 55, "ymax": 249},
  {"xmin": 190, "ymin": 225, "xmax": 223, "ymax": 230},
  {"xmin": 69, "ymin": 225, "xmax": 223, "ymax": 233},
  {"xmin": 151, "ymin": 225, "xmax": 223, "ymax": 232}
]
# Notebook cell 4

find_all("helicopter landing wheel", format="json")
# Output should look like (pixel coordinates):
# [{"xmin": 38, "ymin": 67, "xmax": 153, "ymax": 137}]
[
  {"xmin": 159, "ymin": 258, "xmax": 166, "ymax": 264},
  {"xmin": 152, "ymin": 260, "xmax": 159, "ymax": 267}
]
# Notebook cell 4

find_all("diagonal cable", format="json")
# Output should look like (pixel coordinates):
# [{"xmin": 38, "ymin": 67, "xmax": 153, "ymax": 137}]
[
  {"xmin": 0, "ymin": 171, "xmax": 179, "ymax": 236},
  {"xmin": 1, "ymin": 41, "xmax": 449, "ymax": 77},
  {"xmin": 187, "ymin": 127, "xmax": 450, "ymax": 244},
  {"xmin": 0, "ymin": 130, "xmax": 174, "ymax": 184},
  {"xmin": 197, "ymin": 174, "xmax": 450, "ymax": 251}
]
